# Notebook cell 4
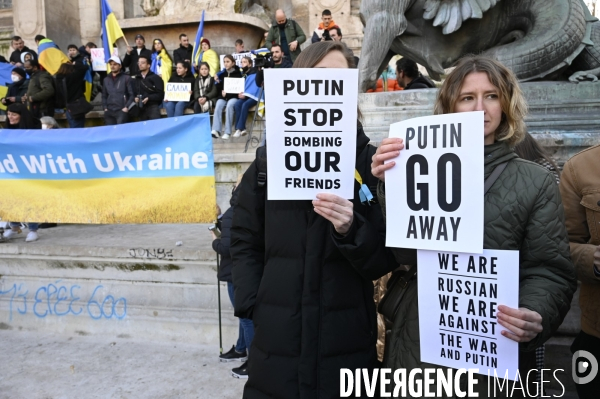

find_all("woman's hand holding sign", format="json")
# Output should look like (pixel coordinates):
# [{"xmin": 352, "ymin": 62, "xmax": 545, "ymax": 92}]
[
  {"xmin": 313, "ymin": 194, "xmax": 354, "ymax": 235},
  {"xmin": 497, "ymin": 305, "xmax": 543, "ymax": 343},
  {"xmin": 371, "ymin": 138, "xmax": 404, "ymax": 181}
]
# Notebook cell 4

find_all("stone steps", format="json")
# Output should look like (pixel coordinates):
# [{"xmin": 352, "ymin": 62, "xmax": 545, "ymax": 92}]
[{"xmin": 0, "ymin": 224, "xmax": 237, "ymax": 345}]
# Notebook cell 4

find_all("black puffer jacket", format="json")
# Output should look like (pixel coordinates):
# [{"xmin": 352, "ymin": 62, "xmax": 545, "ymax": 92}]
[
  {"xmin": 231, "ymin": 126, "xmax": 395, "ymax": 399},
  {"xmin": 213, "ymin": 188, "xmax": 240, "ymax": 282},
  {"xmin": 405, "ymin": 74, "xmax": 436, "ymax": 90}
]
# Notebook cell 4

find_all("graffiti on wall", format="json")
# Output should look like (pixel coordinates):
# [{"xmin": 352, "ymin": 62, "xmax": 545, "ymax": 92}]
[{"xmin": 0, "ymin": 280, "xmax": 126, "ymax": 321}]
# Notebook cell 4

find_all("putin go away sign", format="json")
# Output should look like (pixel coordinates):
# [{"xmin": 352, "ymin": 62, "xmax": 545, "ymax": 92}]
[{"xmin": 385, "ymin": 112, "xmax": 484, "ymax": 254}]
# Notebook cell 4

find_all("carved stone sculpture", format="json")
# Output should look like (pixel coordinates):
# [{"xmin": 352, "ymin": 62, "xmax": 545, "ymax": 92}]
[{"xmin": 358, "ymin": 0, "xmax": 600, "ymax": 91}]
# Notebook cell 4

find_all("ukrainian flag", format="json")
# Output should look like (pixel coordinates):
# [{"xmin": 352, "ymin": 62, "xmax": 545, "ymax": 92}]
[
  {"xmin": 191, "ymin": 10, "xmax": 205, "ymax": 75},
  {"xmin": 37, "ymin": 38, "xmax": 70, "ymax": 75},
  {"xmin": 101, "ymin": 0, "xmax": 124, "ymax": 63}
]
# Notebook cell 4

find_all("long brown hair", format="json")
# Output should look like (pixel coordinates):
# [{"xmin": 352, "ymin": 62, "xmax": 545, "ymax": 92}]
[
  {"xmin": 56, "ymin": 62, "xmax": 74, "ymax": 75},
  {"xmin": 434, "ymin": 55, "xmax": 528, "ymax": 146},
  {"xmin": 292, "ymin": 41, "xmax": 355, "ymax": 68},
  {"xmin": 292, "ymin": 42, "xmax": 361, "ymax": 121}
]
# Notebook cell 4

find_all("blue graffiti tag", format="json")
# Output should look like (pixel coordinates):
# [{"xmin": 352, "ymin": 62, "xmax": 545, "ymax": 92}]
[{"xmin": 0, "ymin": 280, "xmax": 126, "ymax": 321}]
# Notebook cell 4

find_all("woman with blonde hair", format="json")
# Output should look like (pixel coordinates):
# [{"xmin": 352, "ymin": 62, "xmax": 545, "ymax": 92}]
[{"xmin": 372, "ymin": 55, "xmax": 576, "ymax": 396}]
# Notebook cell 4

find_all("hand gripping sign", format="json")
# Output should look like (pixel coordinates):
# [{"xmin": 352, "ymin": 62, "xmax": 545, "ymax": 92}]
[
  {"xmin": 264, "ymin": 68, "xmax": 358, "ymax": 200},
  {"xmin": 385, "ymin": 112, "xmax": 484, "ymax": 254}
]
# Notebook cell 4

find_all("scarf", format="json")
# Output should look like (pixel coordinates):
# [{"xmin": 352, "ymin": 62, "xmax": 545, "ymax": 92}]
[{"xmin": 318, "ymin": 20, "xmax": 337, "ymax": 30}]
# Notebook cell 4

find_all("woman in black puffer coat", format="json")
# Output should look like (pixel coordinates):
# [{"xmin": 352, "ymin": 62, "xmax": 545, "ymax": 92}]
[{"xmin": 230, "ymin": 42, "xmax": 395, "ymax": 399}]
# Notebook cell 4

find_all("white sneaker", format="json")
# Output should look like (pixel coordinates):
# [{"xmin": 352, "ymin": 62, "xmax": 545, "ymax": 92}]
[
  {"xmin": 240, "ymin": 130, "xmax": 247, "ymax": 136},
  {"xmin": 222, "ymin": 133, "xmax": 230, "ymax": 140},
  {"xmin": 211, "ymin": 130, "xmax": 220, "ymax": 138},
  {"xmin": 233, "ymin": 130, "xmax": 241, "ymax": 138},
  {"xmin": 3, "ymin": 228, "xmax": 20, "ymax": 239},
  {"xmin": 26, "ymin": 231, "xmax": 39, "ymax": 242}
]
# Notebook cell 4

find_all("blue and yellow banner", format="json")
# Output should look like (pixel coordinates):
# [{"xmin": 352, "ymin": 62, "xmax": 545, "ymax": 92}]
[{"xmin": 0, "ymin": 114, "xmax": 216, "ymax": 223}]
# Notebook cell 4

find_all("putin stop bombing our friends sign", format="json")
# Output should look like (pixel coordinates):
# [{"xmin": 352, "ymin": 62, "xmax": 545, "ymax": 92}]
[
  {"xmin": 264, "ymin": 68, "xmax": 358, "ymax": 200},
  {"xmin": 385, "ymin": 112, "xmax": 485, "ymax": 254}
]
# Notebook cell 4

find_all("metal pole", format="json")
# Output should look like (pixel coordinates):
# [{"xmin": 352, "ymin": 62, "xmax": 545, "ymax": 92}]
[{"xmin": 217, "ymin": 253, "xmax": 223, "ymax": 354}]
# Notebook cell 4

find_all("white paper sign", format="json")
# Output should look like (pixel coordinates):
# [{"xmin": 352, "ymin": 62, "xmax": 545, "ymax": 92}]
[
  {"xmin": 224, "ymin": 77, "xmax": 245, "ymax": 94},
  {"xmin": 164, "ymin": 82, "xmax": 192, "ymax": 102},
  {"xmin": 91, "ymin": 48, "xmax": 118, "ymax": 71},
  {"xmin": 418, "ymin": 249, "xmax": 519, "ymax": 379},
  {"xmin": 385, "ymin": 112, "xmax": 484, "ymax": 253},
  {"xmin": 219, "ymin": 52, "xmax": 254, "ymax": 68},
  {"xmin": 264, "ymin": 68, "xmax": 358, "ymax": 200}
]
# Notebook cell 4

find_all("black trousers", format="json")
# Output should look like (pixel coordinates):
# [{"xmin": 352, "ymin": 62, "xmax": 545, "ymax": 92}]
[
  {"xmin": 571, "ymin": 330, "xmax": 600, "ymax": 398},
  {"xmin": 138, "ymin": 104, "xmax": 161, "ymax": 121},
  {"xmin": 104, "ymin": 109, "xmax": 129, "ymax": 125},
  {"xmin": 30, "ymin": 103, "xmax": 54, "ymax": 119}
]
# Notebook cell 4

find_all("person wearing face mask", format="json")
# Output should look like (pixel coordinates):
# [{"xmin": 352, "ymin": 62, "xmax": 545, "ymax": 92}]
[
  {"xmin": 211, "ymin": 55, "xmax": 242, "ymax": 139},
  {"xmin": 192, "ymin": 62, "xmax": 218, "ymax": 114},
  {"xmin": 40, "ymin": 116, "xmax": 60, "ymax": 129},
  {"xmin": 265, "ymin": 9, "xmax": 306, "ymax": 63},
  {"xmin": 230, "ymin": 42, "xmax": 393, "ymax": 398},
  {"xmin": 3, "ymin": 103, "xmax": 42, "ymax": 242},
  {"xmin": 164, "ymin": 61, "xmax": 195, "ymax": 117},
  {"xmin": 1, "ymin": 67, "xmax": 29, "ymax": 107},
  {"xmin": 232, "ymin": 57, "xmax": 259, "ymax": 138}
]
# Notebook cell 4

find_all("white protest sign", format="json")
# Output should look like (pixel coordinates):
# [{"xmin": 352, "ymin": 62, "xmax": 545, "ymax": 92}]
[
  {"xmin": 264, "ymin": 68, "xmax": 358, "ymax": 200},
  {"xmin": 91, "ymin": 48, "xmax": 118, "ymax": 71},
  {"xmin": 418, "ymin": 249, "xmax": 519, "ymax": 379},
  {"xmin": 224, "ymin": 77, "xmax": 245, "ymax": 94},
  {"xmin": 164, "ymin": 83, "xmax": 192, "ymax": 102},
  {"xmin": 220, "ymin": 52, "xmax": 254, "ymax": 68},
  {"xmin": 385, "ymin": 112, "xmax": 484, "ymax": 253}
]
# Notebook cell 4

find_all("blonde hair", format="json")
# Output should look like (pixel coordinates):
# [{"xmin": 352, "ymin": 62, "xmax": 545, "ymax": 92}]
[{"xmin": 434, "ymin": 55, "xmax": 528, "ymax": 146}]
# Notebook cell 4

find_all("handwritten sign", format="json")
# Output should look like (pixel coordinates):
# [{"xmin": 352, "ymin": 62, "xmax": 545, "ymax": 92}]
[
  {"xmin": 91, "ymin": 48, "xmax": 118, "ymax": 71},
  {"xmin": 224, "ymin": 77, "xmax": 245, "ymax": 94},
  {"xmin": 264, "ymin": 68, "xmax": 358, "ymax": 200},
  {"xmin": 165, "ymin": 82, "xmax": 192, "ymax": 102},
  {"xmin": 418, "ymin": 249, "xmax": 519, "ymax": 379},
  {"xmin": 385, "ymin": 112, "xmax": 484, "ymax": 253},
  {"xmin": 219, "ymin": 52, "xmax": 253, "ymax": 68}
]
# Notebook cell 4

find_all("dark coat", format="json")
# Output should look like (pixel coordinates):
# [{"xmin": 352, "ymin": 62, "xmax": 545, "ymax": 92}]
[
  {"xmin": 404, "ymin": 74, "xmax": 436, "ymax": 90},
  {"xmin": 213, "ymin": 189, "xmax": 240, "ymax": 282},
  {"xmin": 173, "ymin": 44, "xmax": 194, "ymax": 64},
  {"xmin": 255, "ymin": 58, "xmax": 293, "ymax": 88},
  {"xmin": 55, "ymin": 63, "xmax": 88, "ymax": 103},
  {"xmin": 123, "ymin": 46, "xmax": 153, "ymax": 76},
  {"xmin": 193, "ymin": 75, "xmax": 218, "ymax": 109},
  {"xmin": 2, "ymin": 78, "xmax": 29, "ymax": 106},
  {"xmin": 26, "ymin": 69, "xmax": 55, "ymax": 110},
  {"xmin": 167, "ymin": 72, "xmax": 195, "ymax": 102},
  {"xmin": 102, "ymin": 71, "xmax": 134, "ymax": 111},
  {"xmin": 131, "ymin": 70, "xmax": 165, "ymax": 107},
  {"xmin": 10, "ymin": 47, "xmax": 38, "ymax": 64},
  {"xmin": 265, "ymin": 19, "xmax": 306, "ymax": 62},
  {"xmin": 379, "ymin": 141, "xmax": 577, "ymax": 397},
  {"xmin": 231, "ymin": 126, "xmax": 394, "ymax": 399},
  {"xmin": 216, "ymin": 66, "xmax": 242, "ymax": 101}
]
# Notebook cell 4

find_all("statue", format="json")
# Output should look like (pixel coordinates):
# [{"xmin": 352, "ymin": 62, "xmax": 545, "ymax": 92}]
[{"xmin": 358, "ymin": 0, "xmax": 600, "ymax": 92}]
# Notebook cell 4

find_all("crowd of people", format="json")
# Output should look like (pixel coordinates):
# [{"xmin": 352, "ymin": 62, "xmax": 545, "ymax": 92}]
[{"xmin": 2, "ymin": 8, "xmax": 599, "ymax": 399}]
